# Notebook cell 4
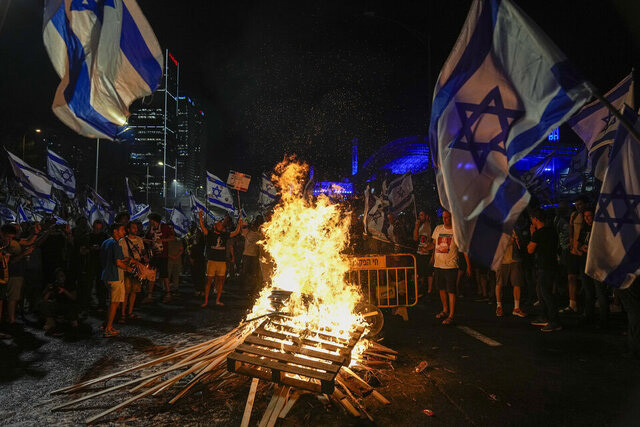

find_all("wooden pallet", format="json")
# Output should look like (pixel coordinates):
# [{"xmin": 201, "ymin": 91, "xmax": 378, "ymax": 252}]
[{"xmin": 227, "ymin": 318, "xmax": 364, "ymax": 394}]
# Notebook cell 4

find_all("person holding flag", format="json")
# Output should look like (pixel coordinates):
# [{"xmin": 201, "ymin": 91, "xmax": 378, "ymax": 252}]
[{"xmin": 198, "ymin": 210, "xmax": 242, "ymax": 307}]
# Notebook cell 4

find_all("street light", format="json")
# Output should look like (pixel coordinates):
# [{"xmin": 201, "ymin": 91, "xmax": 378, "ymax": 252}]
[{"xmin": 158, "ymin": 160, "xmax": 178, "ymax": 200}]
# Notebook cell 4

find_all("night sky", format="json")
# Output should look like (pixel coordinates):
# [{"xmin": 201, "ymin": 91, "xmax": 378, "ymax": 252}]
[{"xmin": 1, "ymin": 0, "xmax": 639, "ymax": 182}]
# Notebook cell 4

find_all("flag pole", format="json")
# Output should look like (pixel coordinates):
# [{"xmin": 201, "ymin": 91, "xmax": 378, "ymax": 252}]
[
  {"xmin": 589, "ymin": 84, "xmax": 640, "ymax": 146},
  {"xmin": 95, "ymin": 138, "xmax": 100, "ymax": 191}
]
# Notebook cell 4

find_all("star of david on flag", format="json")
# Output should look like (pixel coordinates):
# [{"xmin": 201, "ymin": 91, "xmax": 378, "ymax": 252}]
[
  {"xmin": 429, "ymin": 0, "xmax": 591, "ymax": 270},
  {"xmin": 206, "ymin": 171, "xmax": 234, "ymax": 212},
  {"xmin": 586, "ymin": 106, "xmax": 640, "ymax": 289},
  {"xmin": 258, "ymin": 172, "xmax": 278, "ymax": 208},
  {"xmin": 169, "ymin": 207, "xmax": 190, "ymax": 237},
  {"xmin": 47, "ymin": 149, "xmax": 76, "ymax": 198}
]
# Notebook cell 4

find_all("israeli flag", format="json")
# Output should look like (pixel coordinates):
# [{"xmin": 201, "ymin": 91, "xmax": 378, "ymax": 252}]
[
  {"xmin": 125, "ymin": 177, "xmax": 137, "ymax": 215},
  {"xmin": 387, "ymin": 173, "xmax": 414, "ymax": 215},
  {"xmin": 366, "ymin": 194, "xmax": 391, "ymax": 243},
  {"xmin": 32, "ymin": 197, "xmax": 57, "ymax": 214},
  {"xmin": 47, "ymin": 149, "xmax": 76, "ymax": 198},
  {"xmin": 6, "ymin": 150, "xmax": 53, "ymax": 199},
  {"xmin": 190, "ymin": 194, "xmax": 220, "ymax": 223},
  {"xmin": 586, "ymin": 106, "xmax": 640, "ymax": 289},
  {"xmin": 258, "ymin": 172, "xmax": 278, "ymax": 207},
  {"xmin": 0, "ymin": 204, "xmax": 17, "ymax": 223},
  {"xmin": 429, "ymin": 0, "xmax": 592, "ymax": 269},
  {"xmin": 169, "ymin": 208, "xmax": 190, "ymax": 237},
  {"xmin": 42, "ymin": 0, "xmax": 163, "ymax": 139},
  {"xmin": 206, "ymin": 172, "xmax": 234, "ymax": 212},
  {"xmin": 568, "ymin": 73, "xmax": 633, "ymax": 152},
  {"xmin": 53, "ymin": 215, "xmax": 68, "ymax": 225},
  {"xmin": 17, "ymin": 205, "xmax": 34, "ymax": 223},
  {"xmin": 131, "ymin": 203, "xmax": 150, "ymax": 226}
]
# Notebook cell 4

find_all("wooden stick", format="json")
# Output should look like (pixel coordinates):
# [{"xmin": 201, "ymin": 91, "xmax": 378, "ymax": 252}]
[
  {"xmin": 278, "ymin": 390, "xmax": 301, "ymax": 419},
  {"xmin": 371, "ymin": 390, "xmax": 390, "ymax": 405},
  {"xmin": 336, "ymin": 378, "xmax": 374, "ymax": 422},
  {"xmin": 369, "ymin": 341, "xmax": 398, "ymax": 355},
  {"xmin": 50, "ymin": 337, "xmax": 221, "ymax": 395},
  {"xmin": 167, "ymin": 352, "xmax": 232, "ymax": 403},
  {"xmin": 265, "ymin": 387, "xmax": 290, "ymax": 427},
  {"xmin": 332, "ymin": 389, "xmax": 360, "ymax": 417},
  {"xmin": 150, "ymin": 360, "xmax": 210, "ymax": 396},
  {"xmin": 240, "ymin": 378, "xmax": 259, "ymax": 427},
  {"xmin": 339, "ymin": 367, "xmax": 372, "ymax": 394},
  {"xmin": 363, "ymin": 351, "xmax": 397, "ymax": 360},
  {"xmin": 258, "ymin": 386, "xmax": 285, "ymax": 427}
]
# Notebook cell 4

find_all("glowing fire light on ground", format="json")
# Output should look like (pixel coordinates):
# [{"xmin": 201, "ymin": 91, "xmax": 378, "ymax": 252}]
[{"xmin": 246, "ymin": 157, "xmax": 369, "ymax": 360}]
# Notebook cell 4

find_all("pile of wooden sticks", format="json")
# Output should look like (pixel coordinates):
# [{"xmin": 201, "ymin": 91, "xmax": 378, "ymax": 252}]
[{"xmin": 49, "ymin": 318, "xmax": 397, "ymax": 425}]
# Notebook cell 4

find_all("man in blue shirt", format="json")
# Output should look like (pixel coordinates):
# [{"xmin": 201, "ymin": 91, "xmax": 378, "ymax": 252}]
[{"xmin": 100, "ymin": 223, "xmax": 134, "ymax": 337}]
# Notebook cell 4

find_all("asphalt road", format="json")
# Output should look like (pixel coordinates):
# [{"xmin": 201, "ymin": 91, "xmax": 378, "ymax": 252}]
[{"xmin": 0, "ymin": 277, "xmax": 638, "ymax": 426}]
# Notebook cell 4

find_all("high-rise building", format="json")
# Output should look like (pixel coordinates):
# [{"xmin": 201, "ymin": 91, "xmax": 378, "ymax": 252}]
[
  {"xmin": 177, "ymin": 95, "xmax": 207, "ymax": 196},
  {"xmin": 127, "ymin": 49, "xmax": 179, "ymax": 206}
]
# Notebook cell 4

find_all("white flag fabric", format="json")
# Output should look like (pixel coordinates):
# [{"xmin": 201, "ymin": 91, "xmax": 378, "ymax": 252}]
[
  {"xmin": 0, "ymin": 204, "xmax": 17, "ymax": 223},
  {"xmin": 47, "ymin": 149, "xmax": 76, "ymax": 198},
  {"xmin": 568, "ymin": 73, "xmax": 633, "ymax": 152},
  {"xmin": 125, "ymin": 177, "xmax": 137, "ymax": 215},
  {"xmin": 258, "ymin": 172, "xmax": 278, "ymax": 207},
  {"xmin": 169, "ymin": 208, "xmax": 190, "ymax": 237},
  {"xmin": 32, "ymin": 197, "xmax": 57, "ymax": 214},
  {"xmin": 429, "ymin": 0, "xmax": 592, "ymax": 270},
  {"xmin": 363, "ymin": 184, "xmax": 370, "ymax": 234},
  {"xmin": 366, "ymin": 195, "xmax": 390, "ymax": 243},
  {"xmin": 131, "ymin": 204, "xmax": 150, "ymax": 226},
  {"xmin": 387, "ymin": 173, "xmax": 414, "ymax": 215},
  {"xmin": 17, "ymin": 205, "xmax": 34, "ymax": 223},
  {"xmin": 206, "ymin": 172, "xmax": 234, "ymax": 212},
  {"xmin": 190, "ymin": 194, "xmax": 221, "ymax": 223},
  {"xmin": 586, "ymin": 107, "xmax": 640, "ymax": 289},
  {"xmin": 42, "ymin": 0, "xmax": 163, "ymax": 139},
  {"xmin": 6, "ymin": 150, "xmax": 53, "ymax": 199}
]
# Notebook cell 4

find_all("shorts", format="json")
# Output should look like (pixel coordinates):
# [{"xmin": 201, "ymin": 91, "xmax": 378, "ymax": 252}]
[
  {"xmin": 151, "ymin": 257, "xmax": 168, "ymax": 279},
  {"xmin": 168, "ymin": 262, "xmax": 182, "ymax": 283},
  {"xmin": 416, "ymin": 253, "xmax": 433, "ymax": 279},
  {"xmin": 497, "ymin": 262, "xmax": 523, "ymax": 288},
  {"xmin": 566, "ymin": 253, "xmax": 585, "ymax": 275},
  {"xmin": 124, "ymin": 275, "xmax": 142, "ymax": 294},
  {"xmin": 7, "ymin": 276, "xmax": 24, "ymax": 302},
  {"xmin": 433, "ymin": 268, "xmax": 458, "ymax": 293},
  {"xmin": 109, "ymin": 280, "xmax": 125, "ymax": 303},
  {"xmin": 207, "ymin": 260, "xmax": 226, "ymax": 277}
]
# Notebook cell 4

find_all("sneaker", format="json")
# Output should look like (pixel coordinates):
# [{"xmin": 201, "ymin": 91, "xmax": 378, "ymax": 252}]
[
  {"xmin": 496, "ymin": 306, "xmax": 504, "ymax": 317},
  {"xmin": 559, "ymin": 306, "xmax": 576, "ymax": 314},
  {"xmin": 530, "ymin": 318, "xmax": 548, "ymax": 326},
  {"xmin": 533, "ymin": 300, "xmax": 542, "ymax": 307},
  {"xmin": 512, "ymin": 308, "xmax": 527, "ymax": 318},
  {"xmin": 540, "ymin": 324, "xmax": 562, "ymax": 332}
]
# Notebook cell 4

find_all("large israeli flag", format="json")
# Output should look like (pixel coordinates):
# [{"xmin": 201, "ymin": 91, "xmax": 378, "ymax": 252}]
[
  {"xmin": 568, "ymin": 73, "xmax": 633, "ymax": 152},
  {"xmin": 6, "ymin": 151, "xmax": 53, "ymax": 199},
  {"xmin": 429, "ymin": 0, "xmax": 592, "ymax": 269},
  {"xmin": 47, "ymin": 149, "xmax": 76, "ymax": 198},
  {"xmin": 43, "ymin": 0, "xmax": 163, "ymax": 139},
  {"xmin": 206, "ymin": 172, "xmax": 234, "ymax": 212},
  {"xmin": 586, "ymin": 107, "xmax": 640, "ymax": 289},
  {"xmin": 190, "ymin": 194, "xmax": 220, "ymax": 224},
  {"xmin": 258, "ymin": 172, "xmax": 278, "ymax": 207}
]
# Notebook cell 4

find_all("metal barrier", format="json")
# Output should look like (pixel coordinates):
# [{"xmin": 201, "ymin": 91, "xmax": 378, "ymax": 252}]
[{"xmin": 347, "ymin": 254, "xmax": 419, "ymax": 308}]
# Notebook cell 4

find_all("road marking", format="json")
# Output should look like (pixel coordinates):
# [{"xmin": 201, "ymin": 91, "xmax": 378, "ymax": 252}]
[{"xmin": 457, "ymin": 326, "xmax": 502, "ymax": 347}]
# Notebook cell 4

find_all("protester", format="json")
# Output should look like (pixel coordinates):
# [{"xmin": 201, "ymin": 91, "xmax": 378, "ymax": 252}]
[
  {"xmin": 6, "ymin": 222, "xmax": 39, "ymax": 326},
  {"xmin": 241, "ymin": 219, "xmax": 263, "ymax": 294},
  {"xmin": 187, "ymin": 223, "xmax": 206, "ymax": 297},
  {"xmin": 114, "ymin": 211, "xmax": 131, "ymax": 226},
  {"xmin": 100, "ymin": 223, "xmax": 134, "ymax": 337},
  {"xmin": 40, "ymin": 268, "xmax": 78, "ymax": 336},
  {"xmin": 528, "ymin": 208, "xmax": 561, "ymax": 332},
  {"xmin": 413, "ymin": 210, "xmax": 434, "ymax": 298},
  {"xmin": 495, "ymin": 230, "xmax": 527, "ymax": 317},
  {"xmin": 167, "ymin": 228, "xmax": 184, "ymax": 295},
  {"xmin": 144, "ymin": 213, "xmax": 173, "ymax": 304},
  {"xmin": 578, "ymin": 207, "xmax": 610, "ymax": 327},
  {"xmin": 0, "ymin": 224, "xmax": 14, "ymax": 338},
  {"xmin": 119, "ymin": 221, "xmax": 145, "ymax": 321},
  {"xmin": 432, "ymin": 210, "xmax": 470, "ymax": 325},
  {"xmin": 82, "ymin": 220, "xmax": 109, "ymax": 310},
  {"xmin": 563, "ymin": 196, "xmax": 588, "ymax": 314},
  {"xmin": 198, "ymin": 210, "xmax": 242, "ymax": 307}
]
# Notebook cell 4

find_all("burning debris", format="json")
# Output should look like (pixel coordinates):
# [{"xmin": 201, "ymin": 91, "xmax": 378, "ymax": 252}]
[{"xmin": 50, "ymin": 158, "xmax": 396, "ymax": 424}]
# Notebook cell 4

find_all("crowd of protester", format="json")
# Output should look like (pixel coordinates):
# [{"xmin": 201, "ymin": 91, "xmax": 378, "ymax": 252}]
[{"xmin": 0, "ymin": 210, "xmax": 265, "ymax": 339}]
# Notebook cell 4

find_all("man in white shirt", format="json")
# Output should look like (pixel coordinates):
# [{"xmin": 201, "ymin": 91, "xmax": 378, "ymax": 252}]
[{"xmin": 432, "ymin": 210, "xmax": 470, "ymax": 325}]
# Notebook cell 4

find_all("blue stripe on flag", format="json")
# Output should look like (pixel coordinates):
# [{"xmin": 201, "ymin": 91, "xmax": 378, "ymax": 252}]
[
  {"xmin": 120, "ymin": 2, "xmax": 162, "ymax": 91},
  {"xmin": 49, "ymin": 3, "xmax": 119, "ymax": 137},
  {"xmin": 260, "ymin": 189, "xmax": 276, "ymax": 199},
  {"xmin": 428, "ymin": 0, "xmax": 497, "ymax": 161},
  {"xmin": 208, "ymin": 197, "xmax": 234, "ymax": 211},
  {"xmin": 567, "ymin": 75, "xmax": 633, "ymax": 125},
  {"xmin": 48, "ymin": 151, "xmax": 70, "ymax": 167},
  {"xmin": 468, "ymin": 176, "xmax": 527, "ymax": 267}
]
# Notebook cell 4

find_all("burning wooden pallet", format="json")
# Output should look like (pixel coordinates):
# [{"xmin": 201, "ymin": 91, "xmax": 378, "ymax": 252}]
[{"xmin": 227, "ymin": 316, "xmax": 365, "ymax": 394}]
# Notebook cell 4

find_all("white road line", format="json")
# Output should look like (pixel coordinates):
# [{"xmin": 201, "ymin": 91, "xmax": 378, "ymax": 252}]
[{"xmin": 457, "ymin": 326, "xmax": 502, "ymax": 347}]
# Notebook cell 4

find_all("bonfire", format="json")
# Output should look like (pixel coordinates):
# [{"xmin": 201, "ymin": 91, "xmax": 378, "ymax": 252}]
[{"xmin": 50, "ymin": 158, "xmax": 397, "ymax": 425}]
